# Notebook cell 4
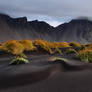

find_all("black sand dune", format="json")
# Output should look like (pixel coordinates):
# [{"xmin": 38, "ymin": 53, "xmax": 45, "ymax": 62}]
[{"xmin": 0, "ymin": 54, "xmax": 92, "ymax": 92}]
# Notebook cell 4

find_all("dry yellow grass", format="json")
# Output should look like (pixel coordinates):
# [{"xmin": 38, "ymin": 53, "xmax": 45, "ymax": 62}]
[
  {"xmin": 69, "ymin": 42, "xmax": 81, "ymax": 48},
  {"xmin": 0, "ymin": 39, "xmax": 82, "ymax": 55},
  {"xmin": 20, "ymin": 40, "xmax": 37, "ymax": 51},
  {"xmin": 1, "ymin": 40, "xmax": 24, "ymax": 55}
]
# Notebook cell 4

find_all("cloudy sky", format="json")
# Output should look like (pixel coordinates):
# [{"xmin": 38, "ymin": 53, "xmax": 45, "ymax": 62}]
[{"xmin": 0, "ymin": 0, "xmax": 92, "ymax": 26}]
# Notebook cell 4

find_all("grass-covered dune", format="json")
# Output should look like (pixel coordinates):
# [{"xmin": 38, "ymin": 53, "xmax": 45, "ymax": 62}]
[
  {"xmin": 0, "ymin": 39, "xmax": 92, "ymax": 64},
  {"xmin": 0, "ymin": 39, "xmax": 92, "ymax": 92},
  {"xmin": 0, "ymin": 54, "xmax": 92, "ymax": 92}
]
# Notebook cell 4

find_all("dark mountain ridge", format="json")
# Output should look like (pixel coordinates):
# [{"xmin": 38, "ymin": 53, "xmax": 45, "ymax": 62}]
[
  {"xmin": 56, "ymin": 19, "xmax": 92, "ymax": 43},
  {"xmin": 0, "ymin": 13, "xmax": 92, "ymax": 43}
]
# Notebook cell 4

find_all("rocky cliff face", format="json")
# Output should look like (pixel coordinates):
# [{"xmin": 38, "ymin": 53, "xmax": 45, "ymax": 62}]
[
  {"xmin": 56, "ymin": 19, "xmax": 92, "ymax": 43},
  {"xmin": 0, "ymin": 13, "xmax": 92, "ymax": 43},
  {"xmin": 0, "ymin": 13, "xmax": 56, "ymax": 42}
]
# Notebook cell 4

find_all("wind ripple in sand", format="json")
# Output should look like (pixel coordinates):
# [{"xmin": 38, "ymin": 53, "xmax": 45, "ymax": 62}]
[{"xmin": 0, "ymin": 59, "xmax": 87, "ymax": 90}]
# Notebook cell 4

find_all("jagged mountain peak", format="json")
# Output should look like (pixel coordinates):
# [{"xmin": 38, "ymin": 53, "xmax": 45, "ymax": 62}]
[{"xmin": 0, "ymin": 13, "xmax": 92, "ymax": 43}]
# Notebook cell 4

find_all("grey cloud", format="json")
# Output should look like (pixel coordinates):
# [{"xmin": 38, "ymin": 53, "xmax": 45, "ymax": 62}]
[{"xmin": 0, "ymin": 0, "xmax": 92, "ymax": 19}]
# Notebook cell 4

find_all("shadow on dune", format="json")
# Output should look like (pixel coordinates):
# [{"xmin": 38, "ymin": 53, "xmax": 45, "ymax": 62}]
[
  {"xmin": 48, "ymin": 60, "xmax": 87, "ymax": 71},
  {"xmin": 0, "ymin": 66, "xmax": 53, "ymax": 90},
  {"xmin": 0, "ymin": 59, "xmax": 87, "ymax": 90}
]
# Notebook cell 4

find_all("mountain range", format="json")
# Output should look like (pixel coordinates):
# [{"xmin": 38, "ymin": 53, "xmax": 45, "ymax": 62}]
[{"xmin": 0, "ymin": 13, "xmax": 92, "ymax": 44}]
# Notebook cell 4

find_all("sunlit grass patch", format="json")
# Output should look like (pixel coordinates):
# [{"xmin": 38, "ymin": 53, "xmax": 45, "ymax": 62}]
[
  {"xmin": 10, "ymin": 53, "xmax": 29, "ymax": 65},
  {"xmin": 69, "ymin": 42, "xmax": 81, "ymax": 48},
  {"xmin": 49, "ymin": 56, "xmax": 68, "ymax": 62},
  {"xmin": 65, "ymin": 48, "xmax": 78, "ymax": 55},
  {"xmin": 10, "ymin": 57, "xmax": 29, "ymax": 65},
  {"xmin": 78, "ymin": 49, "xmax": 92, "ymax": 63}
]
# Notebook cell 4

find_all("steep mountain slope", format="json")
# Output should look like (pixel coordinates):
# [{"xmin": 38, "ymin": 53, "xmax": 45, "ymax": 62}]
[
  {"xmin": 0, "ymin": 13, "xmax": 56, "ymax": 42},
  {"xmin": 56, "ymin": 19, "xmax": 92, "ymax": 43},
  {"xmin": 0, "ymin": 13, "xmax": 92, "ymax": 43}
]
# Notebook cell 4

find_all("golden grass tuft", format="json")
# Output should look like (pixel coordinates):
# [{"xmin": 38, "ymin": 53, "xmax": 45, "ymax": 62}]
[
  {"xmin": 65, "ymin": 48, "xmax": 78, "ymax": 55},
  {"xmin": 78, "ymin": 48, "xmax": 92, "ymax": 63},
  {"xmin": 33, "ymin": 39, "xmax": 53, "ymax": 54},
  {"xmin": 1, "ymin": 40, "xmax": 24, "ymax": 55},
  {"xmin": 49, "ymin": 56, "xmax": 68, "ymax": 62},
  {"xmin": 69, "ymin": 42, "xmax": 81, "ymax": 48},
  {"xmin": 20, "ymin": 39, "xmax": 37, "ymax": 51}
]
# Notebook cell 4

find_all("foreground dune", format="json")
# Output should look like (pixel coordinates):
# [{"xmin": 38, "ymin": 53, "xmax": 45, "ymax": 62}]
[{"xmin": 0, "ymin": 54, "xmax": 92, "ymax": 92}]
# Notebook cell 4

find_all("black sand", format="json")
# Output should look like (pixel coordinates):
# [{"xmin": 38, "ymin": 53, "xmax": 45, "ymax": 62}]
[{"xmin": 0, "ymin": 54, "xmax": 92, "ymax": 92}]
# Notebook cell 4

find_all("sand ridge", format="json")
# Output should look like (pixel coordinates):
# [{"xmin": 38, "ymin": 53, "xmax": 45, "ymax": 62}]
[{"xmin": 0, "ymin": 54, "xmax": 92, "ymax": 92}]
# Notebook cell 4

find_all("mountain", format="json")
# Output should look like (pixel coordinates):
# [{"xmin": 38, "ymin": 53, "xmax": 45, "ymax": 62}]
[
  {"xmin": 56, "ymin": 19, "xmax": 92, "ymax": 43},
  {"xmin": 0, "ymin": 13, "xmax": 56, "ymax": 42},
  {"xmin": 0, "ymin": 13, "xmax": 92, "ymax": 43}
]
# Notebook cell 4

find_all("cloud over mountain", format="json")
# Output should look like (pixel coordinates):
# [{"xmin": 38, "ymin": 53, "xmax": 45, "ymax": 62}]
[{"xmin": 0, "ymin": 0, "xmax": 92, "ymax": 26}]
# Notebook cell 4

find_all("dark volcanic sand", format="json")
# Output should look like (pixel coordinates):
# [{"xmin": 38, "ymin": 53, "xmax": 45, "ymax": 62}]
[{"xmin": 0, "ymin": 54, "xmax": 92, "ymax": 92}]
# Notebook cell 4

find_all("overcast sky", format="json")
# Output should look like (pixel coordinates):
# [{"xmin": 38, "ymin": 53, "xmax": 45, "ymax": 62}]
[{"xmin": 0, "ymin": 0, "xmax": 92, "ymax": 26}]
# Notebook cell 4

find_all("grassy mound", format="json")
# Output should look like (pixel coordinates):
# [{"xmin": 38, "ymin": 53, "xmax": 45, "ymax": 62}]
[
  {"xmin": 49, "ymin": 57, "xmax": 68, "ymax": 62},
  {"xmin": 78, "ymin": 49, "xmax": 92, "ymax": 63},
  {"xmin": 10, "ymin": 57, "xmax": 29, "ymax": 65},
  {"xmin": 65, "ymin": 48, "xmax": 78, "ymax": 55}
]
